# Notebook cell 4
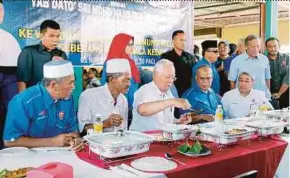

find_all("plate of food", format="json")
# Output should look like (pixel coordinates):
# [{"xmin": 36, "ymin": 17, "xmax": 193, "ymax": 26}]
[
  {"xmin": 177, "ymin": 141, "xmax": 211, "ymax": 157},
  {"xmin": 0, "ymin": 167, "xmax": 34, "ymax": 178}
]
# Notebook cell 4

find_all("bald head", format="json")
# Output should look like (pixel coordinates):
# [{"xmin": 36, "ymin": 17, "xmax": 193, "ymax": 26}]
[{"xmin": 196, "ymin": 65, "xmax": 213, "ymax": 91}]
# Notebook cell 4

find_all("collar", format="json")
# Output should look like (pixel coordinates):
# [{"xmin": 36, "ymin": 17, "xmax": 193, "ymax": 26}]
[
  {"xmin": 193, "ymin": 85, "xmax": 211, "ymax": 94},
  {"xmin": 237, "ymin": 88, "xmax": 253, "ymax": 98},
  {"xmin": 172, "ymin": 49, "xmax": 185, "ymax": 57},
  {"xmin": 151, "ymin": 81, "xmax": 172, "ymax": 98},
  {"xmin": 37, "ymin": 42, "xmax": 59, "ymax": 53},
  {"xmin": 104, "ymin": 84, "xmax": 122, "ymax": 103},
  {"xmin": 268, "ymin": 53, "xmax": 283, "ymax": 61},
  {"xmin": 244, "ymin": 52, "xmax": 259, "ymax": 61},
  {"xmin": 201, "ymin": 57, "xmax": 212, "ymax": 65},
  {"xmin": 39, "ymin": 83, "xmax": 57, "ymax": 108}
]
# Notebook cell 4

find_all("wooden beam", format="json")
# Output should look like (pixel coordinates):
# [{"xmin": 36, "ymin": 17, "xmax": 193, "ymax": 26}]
[
  {"xmin": 194, "ymin": 28, "xmax": 222, "ymax": 38},
  {"xmin": 260, "ymin": 3, "xmax": 266, "ymax": 53}
]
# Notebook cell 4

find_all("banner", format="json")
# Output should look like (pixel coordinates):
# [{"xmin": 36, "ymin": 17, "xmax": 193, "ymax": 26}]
[{"xmin": 1, "ymin": 0, "xmax": 193, "ymax": 66}]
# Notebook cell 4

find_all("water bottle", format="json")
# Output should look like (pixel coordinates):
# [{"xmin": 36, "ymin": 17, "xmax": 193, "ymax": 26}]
[
  {"xmin": 215, "ymin": 105, "xmax": 224, "ymax": 133},
  {"xmin": 93, "ymin": 114, "xmax": 103, "ymax": 134},
  {"xmin": 259, "ymin": 100, "xmax": 268, "ymax": 112}
]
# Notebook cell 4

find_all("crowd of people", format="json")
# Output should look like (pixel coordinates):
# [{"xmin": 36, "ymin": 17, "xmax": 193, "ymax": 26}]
[{"xmin": 0, "ymin": 13, "xmax": 289, "ymax": 150}]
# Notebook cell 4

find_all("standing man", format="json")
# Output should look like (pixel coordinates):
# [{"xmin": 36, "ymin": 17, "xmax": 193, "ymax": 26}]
[
  {"xmin": 0, "ymin": 0, "xmax": 21, "ymax": 149},
  {"xmin": 237, "ymin": 38, "xmax": 246, "ymax": 55},
  {"xmin": 17, "ymin": 19, "xmax": 67, "ymax": 92},
  {"xmin": 161, "ymin": 30, "xmax": 195, "ymax": 97},
  {"xmin": 86, "ymin": 68, "xmax": 100, "ymax": 89},
  {"xmin": 228, "ymin": 35, "xmax": 271, "ymax": 99},
  {"xmin": 215, "ymin": 41, "xmax": 231, "ymax": 96},
  {"xmin": 192, "ymin": 40, "xmax": 220, "ymax": 95},
  {"xmin": 266, "ymin": 37, "xmax": 289, "ymax": 109}
]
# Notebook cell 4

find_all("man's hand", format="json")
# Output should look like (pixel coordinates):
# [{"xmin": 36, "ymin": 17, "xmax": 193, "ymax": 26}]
[
  {"xmin": 171, "ymin": 98, "xmax": 191, "ymax": 110},
  {"xmin": 177, "ymin": 114, "xmax": 192, "ymax": 124},
  {"xmin": 51, "ymin": 134, "xmax": 73, "ymax": 147},
  {"xmin": 201, "ymin": 114, "xmax": 214, "ymax": 122},
  {"xmin": 69, "ymin": 138, "xmax": 84, "ymax": 152},
  {"xmin": 272, "ymin": 93, "xmax": 281, "ymax": 99},
  {"xmin": 103, "ymin": 113, "xmax": 124, "ymax": 128}
]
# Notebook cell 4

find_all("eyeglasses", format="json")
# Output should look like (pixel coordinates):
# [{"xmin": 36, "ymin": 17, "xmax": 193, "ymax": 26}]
[
  {"xmin": 198, "ymin": 77, "xmax": 213, "ymax": 82},
  {"xmin": 165, "ymin": 76, "xmax": 177, "ymax": 81},
  {"xmin": 207, "ymin": 50, "xmax": 219, "ymax": 54}
]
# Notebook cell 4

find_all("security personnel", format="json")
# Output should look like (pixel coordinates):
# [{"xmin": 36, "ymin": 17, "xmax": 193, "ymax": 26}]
[
  {"xmin": 17, "ymin": 20, "xmax": 67, "ymax": 92},
  {"xmin": 192, "ymin": 40, "xmax": 220, "ymax": 95},
  {"xmin": 4, "ymin": 60, "xmax": 83, "ymax": 152},
  {"xmin": 182, "ymin": 65, "xmax": 221, "ymax": 124},
  {"xmin": 266, "ymin": 37, "xmax": 289, "ymax": 109}
]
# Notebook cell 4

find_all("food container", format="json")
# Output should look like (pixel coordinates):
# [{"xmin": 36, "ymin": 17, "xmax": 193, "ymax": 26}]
[
  {"xmin": 199, "ymin": 126, "xmax": 256, "ymax": 145},
  {"xmin": 246, "ymin": 120, "xmax": 287, "ymax": 137},
  {"xmin": 160, "ymin": 124, "xmax": 198, "ymax": 141},
  {"xmin": 83, "ymin": 130, "xmax": 153, "ymax": 159},
  {"xmin": 262, "ymin": 110, "xmax": 289, "ymax": 122}
]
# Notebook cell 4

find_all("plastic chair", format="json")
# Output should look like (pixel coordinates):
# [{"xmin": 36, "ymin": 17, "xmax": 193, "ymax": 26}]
[{"xmin": 233, "ymin": 170, "xmax": 258, "ymax": 178}]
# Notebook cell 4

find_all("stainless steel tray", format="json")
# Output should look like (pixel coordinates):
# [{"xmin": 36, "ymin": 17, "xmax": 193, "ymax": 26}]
[
  {"xmin": 160, "ymin": 124, "xmax": 198, "ymax": 141},
  {"xmin": 199, "ymin": 126, "xmax": 256, "ymax": 145},
  {"xmin": 246, "ymin": 120, "xmax": 287, "ymax": 137},
  {"xmin": 83, "ymin": 131, "xmax": 153, "ymax": 158}
]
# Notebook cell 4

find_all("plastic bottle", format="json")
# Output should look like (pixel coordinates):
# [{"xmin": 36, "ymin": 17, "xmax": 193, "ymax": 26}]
[
  {"xmin": 93, "ymin": 114, "xmax": 103, "ymax": 134},
  {"xmin": 259, "ymin": 100, "xmax": 268, "ymax": 112},
  {"xmin": 215, "ymin": 105, "xmax": 224, "ymax": 133}
]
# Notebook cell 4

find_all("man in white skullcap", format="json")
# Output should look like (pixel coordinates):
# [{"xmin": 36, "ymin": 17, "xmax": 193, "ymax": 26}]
[
  {"xmin": 78, "ymin": 58, "xmax": 131, "ymax": 134},
  {"xmin": 3, "ymin": 59, "xmax": 84, "ymax": 152}
]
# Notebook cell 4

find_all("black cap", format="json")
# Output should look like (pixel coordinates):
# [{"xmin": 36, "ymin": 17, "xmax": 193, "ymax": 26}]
[{"xmin": 201, "ymin": 40, "xmax": 218, "ymax": 51}]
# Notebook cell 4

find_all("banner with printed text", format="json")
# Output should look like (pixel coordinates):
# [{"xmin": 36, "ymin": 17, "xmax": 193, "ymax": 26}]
[{"xmin": 1, "ymin": 0, "xmax": 193, "ymax": 66}]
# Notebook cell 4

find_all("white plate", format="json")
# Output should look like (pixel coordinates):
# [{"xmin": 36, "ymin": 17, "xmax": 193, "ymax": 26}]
[
  {"xmin": 131, "ymin": 156, "xmax": 177, "ymax": 172},
  {"xmin": 0, "ymin": 147, "xmax": 30, "ymax": 155},
  {"xmin": 31, "ymin": 147, "xmax": 71, "ymax": 152},
  {"xmin": 178, "ymin": 150, "xmax": 211, "ymax": 157}
]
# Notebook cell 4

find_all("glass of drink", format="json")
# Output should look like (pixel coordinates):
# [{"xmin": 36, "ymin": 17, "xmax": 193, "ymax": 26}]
[{"xmin": 93, "ymin": 114, "xmax": 103, "ymax": 134}]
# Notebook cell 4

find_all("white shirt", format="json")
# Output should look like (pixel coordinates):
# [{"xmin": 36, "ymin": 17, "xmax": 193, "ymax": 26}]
[
  {"xmin": 221, "ymin": 88, "xmax": 273, "ymax": 119},
  {"xmin": 130, "ymin": 81, "xmax": 175, "ymax": 132},
  {"xmin": 77, "ymin": 84, "xmax": 128, "ymax": 132},
  {"xmin": 0, "ymin": 29, "xmax": 21, "ymax": 66}
]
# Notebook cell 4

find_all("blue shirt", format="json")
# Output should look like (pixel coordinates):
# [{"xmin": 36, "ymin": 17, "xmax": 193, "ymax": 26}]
[
  {"xmin": 228, "ymin": 52, "xmax": 271, "ymax": 98},
  {"xmin": 100, "ymin": 62, "xmax": 138, "ymax": 109},
  {"xmin": 223, "ymin": 54, "xmax": 238, "ymax": 73},
  {"xmin": 3, "ymin": 83, "xmax": 78, "ymax": 141},
  {"xmin": 192, "ymin": 58, "xmax": 220, "ymax": 95},
  {"xmin": 181, "ymin": 86, "xmax": 221, "ymax": 116}
]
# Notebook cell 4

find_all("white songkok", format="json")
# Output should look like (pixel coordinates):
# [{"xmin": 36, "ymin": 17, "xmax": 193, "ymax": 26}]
[
  {"xmin": 106, "ymin": 58, "xmax": 131, "ymax": 74},
  {"xmin": 43, "ymin": 60, "xmax": 74, "ymax": 78}
]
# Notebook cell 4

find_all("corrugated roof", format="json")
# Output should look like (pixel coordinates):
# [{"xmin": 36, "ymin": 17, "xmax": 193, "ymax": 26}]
[{"xmin": 194, "ymin": 1, "xmax": 289, "ymax": 29}]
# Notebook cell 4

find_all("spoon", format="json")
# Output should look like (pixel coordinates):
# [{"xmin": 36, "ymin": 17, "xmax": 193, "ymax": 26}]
[{"xmin": 165, "ymin": 153, "xmax": 186, "ymax": 165}]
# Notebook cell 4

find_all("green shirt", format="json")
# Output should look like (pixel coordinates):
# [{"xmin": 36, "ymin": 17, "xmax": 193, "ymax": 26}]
[
  {"xmin": 17, "ymin": 43, "xmax": 67, "ymax": 87},
  {"xmin": 268, "ymin": 53, "xmax": 289, "ymax": 93}
]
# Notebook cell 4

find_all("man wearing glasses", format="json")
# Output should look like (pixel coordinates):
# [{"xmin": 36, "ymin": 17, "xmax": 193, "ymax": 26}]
[
  {"xmin": 181, "ymin": 65, "xmax": 221, "ymax": 124},
  {"xmin": 222, "ymin": 72, "xmax": 272, "ymax": 119},
  {"xmin": 191, "ymin": 40, "xmax": 220, "ymax": 95},
  {"xmin": 130, "ymin": 59, "xmax": 192, "ymax": 132}
]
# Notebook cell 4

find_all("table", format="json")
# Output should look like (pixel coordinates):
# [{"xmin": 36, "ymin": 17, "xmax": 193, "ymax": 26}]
[
  {"xmin": 77, "ymin": 134, "xmax": 287, "ymax": 178},
  {"xmin": 275, "ymin": 134, "xmax": 289, "ymax": 178}
]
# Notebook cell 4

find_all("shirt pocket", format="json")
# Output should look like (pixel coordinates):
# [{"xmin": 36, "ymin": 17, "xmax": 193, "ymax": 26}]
[{"xmin": 29, "ymin": 115, "xmax": 48, "ymax": 138}]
